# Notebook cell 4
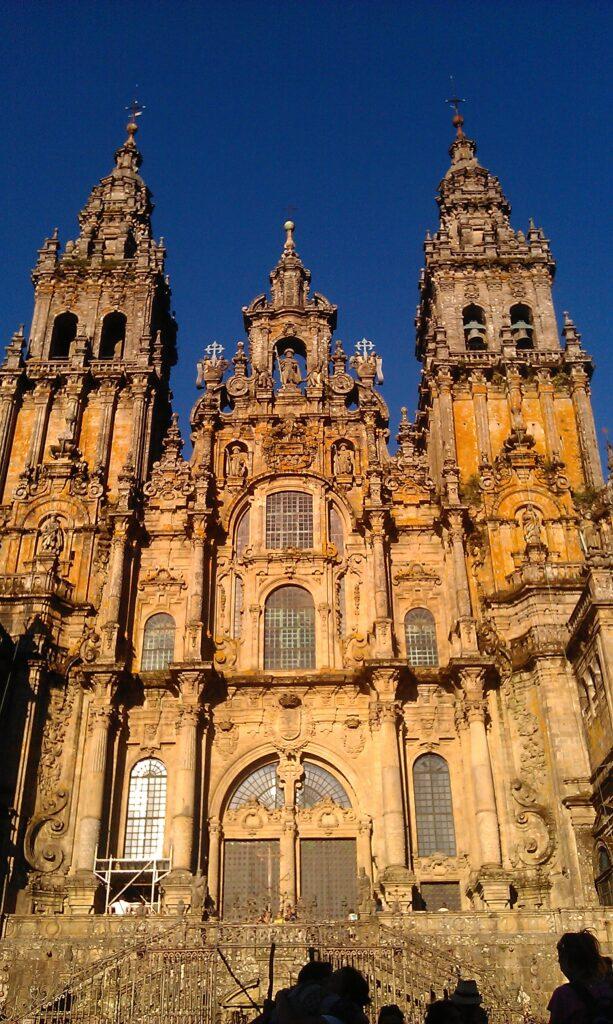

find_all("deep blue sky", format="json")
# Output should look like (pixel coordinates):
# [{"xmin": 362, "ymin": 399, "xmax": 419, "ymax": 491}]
[{"xmin": 1, "ymin": 1, "xmax": 610, "ymax": 457}]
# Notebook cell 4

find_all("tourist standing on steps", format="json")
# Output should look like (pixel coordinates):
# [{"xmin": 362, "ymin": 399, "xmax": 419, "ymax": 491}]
[
  {"xmin": 449, "ymin": 980, "xmax": 488, "ymax": 1024},
  {"xmin": 378, "ymin": 1004, "xmax": 405, "ymax": 1023},
  {"xmin": 272, "ymin": 965, "xmax": 371, "ymax": 1023},
  {"xmin": 549, "ymin": 931, "xmax": 613, "ymax": 1024}
]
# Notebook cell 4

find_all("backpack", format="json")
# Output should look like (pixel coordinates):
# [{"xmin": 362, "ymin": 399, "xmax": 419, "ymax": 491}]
[{"xmin": 570, "ymin": 981, "xmax": 613, "ymax": 1024}]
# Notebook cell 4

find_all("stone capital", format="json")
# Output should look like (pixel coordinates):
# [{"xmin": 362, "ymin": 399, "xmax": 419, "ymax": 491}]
[{"xmin": 370, "ymin": 666, "xmax": 400, "ymax": 700}]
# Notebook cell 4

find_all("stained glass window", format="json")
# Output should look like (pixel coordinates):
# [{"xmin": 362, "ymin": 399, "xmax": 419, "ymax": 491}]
[
  {"xmin": 266, "ymin": 492, "xmax": 313, "ymax": 549},
  {"xmin": 264, "ymin": 586, "xmax": 315, "ymax": 670},
  {"xmin": 413, "ymin": 753, "xmax": 456, "ymax": 857},
  {"xmin": 228, "ymin": 763, "xmax": 284, "ymax": 810},
  {"xmin": 405, "ymin": 608, "xmax": 438, "ymax": 667},
  {"xmin": 141, "ymin": 613, "xmax": 175, "ymax": 671},
  {"xmin": 124, "ymin": 758, "xmax": 167, "ymax": 859},
  {"xmin": 296, "ymin": 762, "xmax": 351, "ymax": 808}
]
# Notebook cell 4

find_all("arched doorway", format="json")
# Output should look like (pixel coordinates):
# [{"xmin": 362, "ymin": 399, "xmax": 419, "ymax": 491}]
[{"xmin": 220, "ymin": 758, "xmax": 366, "ymax": 921}]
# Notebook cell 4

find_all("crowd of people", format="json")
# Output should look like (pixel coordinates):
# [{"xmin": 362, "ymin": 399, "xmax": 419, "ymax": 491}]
[{"xmin": 248, "ymin": 930, "xmax": 613, "ymax": 1024}]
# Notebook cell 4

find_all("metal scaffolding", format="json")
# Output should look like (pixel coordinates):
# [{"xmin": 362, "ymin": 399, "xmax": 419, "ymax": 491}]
[{"xmin": 93, "ymin": 854, "xmax": 172, "ymax": 914}]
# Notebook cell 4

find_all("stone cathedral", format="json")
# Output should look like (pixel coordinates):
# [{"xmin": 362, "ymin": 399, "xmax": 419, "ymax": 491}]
[{"xmin": 0, "ymin": 110, "xmax": 611, "ymax": 1021}]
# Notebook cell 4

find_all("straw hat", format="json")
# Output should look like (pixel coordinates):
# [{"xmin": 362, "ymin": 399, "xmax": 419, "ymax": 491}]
[{"xmin": 450, "ymin": 980, "xmax": 483, "ymax": 1006}]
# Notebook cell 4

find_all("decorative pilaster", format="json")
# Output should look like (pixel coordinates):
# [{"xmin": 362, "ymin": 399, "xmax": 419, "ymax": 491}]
[
  {"xmin": 206, "ymin": 817, "xmax": 222, "ymax": 914},
  {"xmin": 370, "ymin": 513, "xmax": 393, "ymax": 656},
  {"xmin": 101, "ymin": 516, "xmax": 130, "ymax": 659},
  {"xmin": 26, "ymin": 381, "xmax": 53, "ymax": 469},
  {"xmin": 0, "ymin": 376, "xmax": 20, "ymax": 498},
  {"xmin": 570, "ymin": 367, "xmax": 604, "ymax": 489}
]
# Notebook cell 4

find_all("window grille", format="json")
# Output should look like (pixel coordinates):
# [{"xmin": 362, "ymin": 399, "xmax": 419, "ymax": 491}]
[
  {"xmin": 124, "ymin": 758, "xmax": 167, "ymax": 859},
  {"xmin": 266, "ymin": 492, "xmax": 313, "ymax": 549},
  {"xmin": 413, "ymin": 753, "xmax": 456, "ymax": 856},
  {"xmin": 296, "ymin": 761, "xmax": 351, "ymax": 808},
  {"xmin": 233, "ymin": 576, "xmax": 244, "ymax": 639},
  {"xmin": 141, "ymin": 613, "xmax": 175, "ymax": 671},
  {"xmin": 236, "ymin": 509, "xmax": 250, "ymax": 558},
  {"xmin": 264, "ymin": 586, "xmax": 315, "ymax": 670},
  {"xmin": 228, "ymin": 763, "xmax": 284, "ymax": 810},
  {"xmin": 405, "ymin": 608, "xmax": 438, "ymax": 667},
  {"xmin": 329, "ymin": 505, "xmax": 344, "ymax": 553},
  {"xmin": 418, "ymin": 881, "xmax": 461, "ymax": 911}
]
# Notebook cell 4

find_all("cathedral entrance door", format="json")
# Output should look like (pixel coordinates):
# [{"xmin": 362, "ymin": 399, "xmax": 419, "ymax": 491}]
[
  {"xmin": 223, "ymin": 840, "xmax": 280, "ymax": 919},
  {"xmin": 300, "ymin": 838, "xmax": 357, "ymax": 919}
]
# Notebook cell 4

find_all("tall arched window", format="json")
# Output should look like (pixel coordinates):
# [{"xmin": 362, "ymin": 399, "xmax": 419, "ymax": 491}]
[
  {"xmin": 510, "ymin": 304, "xmax": 534, "ymax": 349},
  {"xmin": 49, "ymin": 312, "xmax": 78, "ymax": 359},
  {"xmin": 99, "ymin": 311, "xmax": 126, "ymax": 359},
  {"xmin": 124, "ymin": 758, "xmax": 167, "ymax": 859},
  {"xmin": 329, "ymin": 505, "xmax": 344, "ymax": 553},
  {"xmin": 413, "ymin": 754, "xmax": 456, "ymax": 856},
  {"xmin": 264, "ymin": 586, "xmax": 315, "ymax": 670},
  {"xmin": 266, "ymin": 492, "xmax": 313, "ymax": 549},
  {"xmin": 141, "ymin": 613, "xmax": 175, "ymax": 671},
  {"xmin": 405, "ymin": 608, "xmax": 438, "ymax": 667},
  {"xmin": 462, "ymin": 305, "xmax": 487, "ymax": 351},
  {"xmin": 235, "ymin": 509, "xmax": 250, "ymax": 558}
]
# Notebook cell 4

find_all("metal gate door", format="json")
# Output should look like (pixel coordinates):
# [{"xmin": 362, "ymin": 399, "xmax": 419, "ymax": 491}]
[
  {"xmin": 223, "ymin": 840, "xmax": 280, "ymax": 919},
  {"xmin": 300, "ymin": 838, "xmax": 357, "ymax": 919}
]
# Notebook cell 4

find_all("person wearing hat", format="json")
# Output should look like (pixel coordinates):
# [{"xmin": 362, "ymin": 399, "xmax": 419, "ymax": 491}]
[
  {"xmin": 424, "ymin": 999, "xmax": 462, "ymax": 1024},
  {"xmin": 449, "ymin": 980, "xmax": 488, "ymax": 1024}
]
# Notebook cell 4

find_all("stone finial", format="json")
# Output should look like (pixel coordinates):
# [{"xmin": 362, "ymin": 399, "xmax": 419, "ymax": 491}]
[
  {"xmin": 562, "ymin": 312, "xmax": 582, "ymax": 350},
  {"xmin": 283, "ymin": 219, "xmax": 296, "ymax": 253}
]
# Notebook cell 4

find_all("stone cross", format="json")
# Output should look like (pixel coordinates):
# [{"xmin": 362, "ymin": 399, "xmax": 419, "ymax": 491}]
[
  {"xmin": 355, "ymin": 338, "xmax": 374, "ymax": 359},
  {"xmin": 205, "ymin": 341, "xmax": 224, "ymax": 364}
]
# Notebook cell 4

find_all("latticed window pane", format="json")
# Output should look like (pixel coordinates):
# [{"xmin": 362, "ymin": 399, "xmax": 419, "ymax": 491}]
[
  {"xmin": 266, "ymin": 492, "xmax": 313, "ymax": 549},
  {"xmin": 236, "ymin": 509, "xmax": 250, "ymax": 558},
  {"xmin": 264, "ymin": 586, "xmax": 315, "ymax": 670},
  {"xmin": 141, "ymin": 613, "xmax": 175, "ymax": 671},
  {"xmin": 297, "ymin": 761, "xmax": 351, "ymax": 808},
  {"xmin": 413, "ymin": 754, "xmax": 456, "ymax": 856},
  {"xmin": 124, "ymin": 758, "xmax": 166, "ymax": 859},
  {"xmin": 329, "ymin": 506, "xmax": 344, "ymax": 553},
  {"xmin": 405, "ymin": 608, "xmax": 438, "ymax": 667},
  {"xmin": 228, "ymin": 763, "xmax": 284, "ymax": 810},
  {"xmin": 233, "ymin": 577, "xmax": 244, "ymax": 639},
  {"xmin": 419, "ymin": 882, "xmax": 461, "ymax": 911}
]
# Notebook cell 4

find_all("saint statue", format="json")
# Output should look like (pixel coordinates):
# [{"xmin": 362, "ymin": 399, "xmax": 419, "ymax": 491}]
[
  {"xmin": 334, "ymin": 443, "xmax": 355, "ymax": 478},
  {"xmin": 227, "ymin": 444, "xmax": 248, "ymax": 481},
  {"xmin": 277, "ymin": 348, "xmax": 302, "ymax": 387},
  {"xmin": 521, "ymin": 507, "xmax": 544, "ymax": 549},
  {"xmin": 38, "ymin": 515, "xmax": 64, "ymax": 556}
]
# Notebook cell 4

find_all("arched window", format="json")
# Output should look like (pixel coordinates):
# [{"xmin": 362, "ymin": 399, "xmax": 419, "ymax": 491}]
[
  {"xmin": 99, "ymin": 312, "xmax": 126, "ymax": 359},
  {"xmin": 462, "ymin": 305, "xmax": 487, "ymax": 351},
  {"xmin": 266, "ymin": 492, "xmax": 313, "ymax": 549},
  {"xmin": 264, "ymin": 586, "xmax": 315, "ymax": 670},
  {"xmin": 296, "ymin": 761, "xmax": 351, "ymax": 808},
  {"xmin": 124, "ymin": 758, "xmax": 167, "ymax": 859},
  {"xmin": 233, "ymin": 576, "xmax": 244, "ymax": 639},
  {"xmin": 413, "ymin": 754, "xmax": 456, "ymax": 857},
  {"xmin": 49, "ymin": 312, "xmax": 78, "ymax": 359},
  {"xmin": 337, "ymin": 575, "xmax": 346, "ymax": 637},
  {"xmin": 329, "ymin": 505, "xmax": 344, "ymax": 553},
  {"xmin": 229, "ymin": 762, "xmax": 284, "ymax": 810},
  {"xmin": 596, "ymin": 846, "xmax": 613, "ymax": 906},
  {"xmin": 405, "ymin": 608, "xmax": 438, "ymax": 667},
  {"xmin": 235, "ymin": 509, "xmax": 250, "ymax": 558},
  {"xmin": 510, "ymin": 304, "xmax": 534, "ymax": 350},
  {"xmin": 141, "ymin": 613, "xmax": 175, "ymax": 671}
]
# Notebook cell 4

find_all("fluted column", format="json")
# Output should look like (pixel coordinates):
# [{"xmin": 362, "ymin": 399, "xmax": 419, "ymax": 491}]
[
  {"xmin": 74, "ymin": 685, "xmax": 115, "ymax": 872},
  {"xmin": 95, "ymin": 380, "xmax": 119, "ymax": 478},
  {"xmin": 457, "ymin": 668, "xmax": 501, "ymax": 867},
  {"xmin": 101, "ymin": 517, "xmax": 129, "ymax": 658},
  {"xmin": 537, "ymin": 371, "xmax": 561, "ymax": 461},
  {"xmin": 207, "ymin": 817, "xmax": 222, "ymax": 911},
  {"xmin": 170, "ymin": 705, "xmax": 201, "ymax": 872},
  {"xmin": 186, "ymin": 514, "xmax": 207, "ymax": 659}
]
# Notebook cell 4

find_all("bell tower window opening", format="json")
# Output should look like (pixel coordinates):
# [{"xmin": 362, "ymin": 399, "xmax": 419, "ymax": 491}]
[
  {"xmin": 264, "ymin": 585, "xmax": 315, "ymax": 670},
  {"xmin": 462, "ymin": 305, "xmax": 487, "ymax": 351},
  {"xmin": 405, "ymin": 608, "xmax": 438, "ymax": 667},
  {"xmin": 124, "ymin": 758, "xmax": 167, "ymax": 859},
  {"xmin": 413, "ymin": 753, "xmax": 456, "ymax": 857},
  {"xmin": 99, "ymin": 312, "xmax": 126, "ymax": 359},
  {"xmin": 141, "ymin": 613, "xmax": 176, "ymax": 672},
  {"xmin": 510, "ymin": 303, "xmax": 534, "ymax": 350},
  {"xmin": 49, "ymin": 312, "xmax": 78, "ymax": 359},
  {"xmin": 266, "ymin": 491, "xmax": 313, "ymax": 550}
]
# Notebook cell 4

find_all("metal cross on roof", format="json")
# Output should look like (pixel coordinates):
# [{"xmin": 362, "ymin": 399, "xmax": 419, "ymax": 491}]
[
  {"xmin": 355, "ymin": 337, "xmax": 375, "ymax": 359},
  {"xmin": 205, "ymin": 341, "xmax": 224, "ymax": 363},
  {"xmin": 125, "ymin": 97, "xmax": 145, "ymax": 123}
]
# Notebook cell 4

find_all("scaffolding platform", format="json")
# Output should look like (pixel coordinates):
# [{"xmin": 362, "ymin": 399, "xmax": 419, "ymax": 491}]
[{"xmin": 94, "ymin": 855, "xmax": 172, "ymax": 914}]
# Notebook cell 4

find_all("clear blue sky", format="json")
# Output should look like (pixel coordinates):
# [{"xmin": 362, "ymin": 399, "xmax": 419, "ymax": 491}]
[{"xmin": 1, "ymin": 1, "xmax": 610, "ymax": 457}]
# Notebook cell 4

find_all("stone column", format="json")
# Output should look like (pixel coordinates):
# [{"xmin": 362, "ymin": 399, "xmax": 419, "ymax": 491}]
[
  {"xmin": 26, "ymin": 382, "xmax": 53, "ymax": 468},
  {"xmin": 170, "ymin": 706, "xmax": 200, "ymax": 873},
  {"xmin": 537, "ymin": 371, "xmax": 561, "ymax": 461},
  {"xmin": 101, "ymin": 518, "xmax": 129, "ymax": 659},
  {"xmin": 436, "ymin": 369, "xmax": 457, "ymax": 462},
  {"xmin": 71, "ymin": 680, "xmax": 116, "ymax": 892},
  {"xmin": 129, "ymin": 375, "xmax": 149, "ymax": 481},
  {"xmin": 0, "ymin": 378, "xmax": 19, "ymax": 498},
  {"xmin": 448, "ymin": 512, "xmax": 472, "ymax": 620},
  {"xmin": 457, "ymin": 668, "xmax": 508, "ymax": 909},
  {"xmin": 470, "ymin": 373, "xmax": 492, "ymax": 461},
  {"xmin": 570, "ymin": 368, "xmax": 604, "ymax": 489},
  {"xmin": 95, "ymin": 381, "xmax": 119, "ymax": 478},
  {"xmin": 370, "ymin": 513, "xmax": 393, "ymax": 656},
  {"xmin": 186, "ymin": 512, "xmax": 208, "ymax": 660},
  {"xmin": 206, "ymin": 817, "xmax": 222, "ymax": 913},
  {"xmin": 280, "ymin": 808, "xmax": 297, "ymax": 909}
]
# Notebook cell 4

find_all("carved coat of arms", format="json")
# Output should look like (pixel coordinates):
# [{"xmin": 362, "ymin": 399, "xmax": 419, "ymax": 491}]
[{"xmin": 262, "ymin": 418, "xmax": 317, "ymax": 472}]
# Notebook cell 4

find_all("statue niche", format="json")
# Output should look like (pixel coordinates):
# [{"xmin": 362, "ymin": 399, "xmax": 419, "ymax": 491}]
[
  {"xmin": 274, "ymin": 338, "xmax": 307, "ymax": 394},
  {"xmin": 225, "ymin": 442, "xmax": 249, "ymax": 486},
  {"xmin": 333, "ymin": 440, "xmax": 356, "ymax": 483}
]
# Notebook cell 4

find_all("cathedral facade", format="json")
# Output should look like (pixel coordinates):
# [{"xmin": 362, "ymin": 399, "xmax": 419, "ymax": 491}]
[{"xmin": 0, "ymin": 112, "xmax": 612, "ymax": 1016}]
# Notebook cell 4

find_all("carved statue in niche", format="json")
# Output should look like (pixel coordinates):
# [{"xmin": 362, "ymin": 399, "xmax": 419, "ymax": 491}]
[
  {"xmin": 38, "ymin": 516, "xmax": 64, "ymax": 557},
  {"xmin": 306, "ymin": 363, "xmax": 324, "ymax": 388},
  {"xmin": 226, "ymin": 444, "xmax": 248, "ymax": 482},
  {"xmin": 277, "ymin": 348, "xmax": 302, "ymax": 387},
  {"xmin": 334, "ymin": 443, "xmax": 355, "ymax": 479},
  {"xmin": 521, "ymin": 507, "xmax": 547, "ymax": 554},
  {"xmin": 255, "ymin": 366, "xmax": 273, "ymax": 389}
]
